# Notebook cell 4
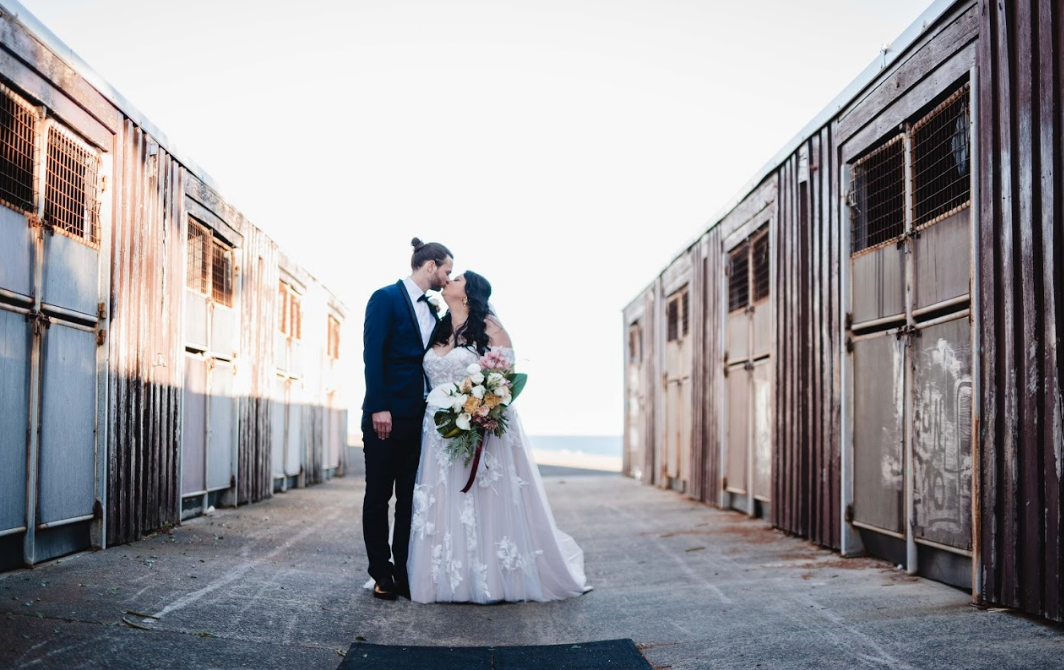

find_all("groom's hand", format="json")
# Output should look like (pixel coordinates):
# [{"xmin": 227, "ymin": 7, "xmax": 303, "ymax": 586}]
[{"xmin": 372, "ymin": 411, "xmax": 392, "ymax": 440}]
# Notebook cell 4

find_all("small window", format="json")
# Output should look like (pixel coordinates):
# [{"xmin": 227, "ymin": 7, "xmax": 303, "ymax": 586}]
[
  {"xmin": 211, "ymin": 239, "xmax": 234, "ymax": 307},
  {"xmin": 751, "ymin": 230, "xmax": 770, "ymax": 303},
  {"xmin": 186, "ymin": 221, "xmax": 210, "ymax": 294},
  {"xmin": 278, "ymin": 282, "xmax": 289, "ymax": 335},
  {"xmin": 728, "ymin": 241, "xmax": 750, "ymax": 313},
  {"xmin": 912, "ymin": 82, "xmax": 971, "ymax": 227},
  {"xmin": 278, "ymin": 282, "xmax": 302, "ymax": 340},
  {"xmin": 667, "ymin": 298, "xmax": 679, "ymax": 342},
  {"xmin": 45, "ymin": 123, "xmax": 101, "ymax": 246},
  {"xmin": 0, "ymin": 83, "xmax": 36, "ymax": 212},
  {"xmin": 850, "ymin": 135, "xmax": 905, "ymax": 253},
  {"xmin": 681, "ymin": 290, "xmax": 690, "ymax": 337},
  {"xmin": 327, "ymin": 315, "xmax": 341, "ymax": 359},
  {"xmin": 628, "ymin": 322, "xmax": 642, "ymax": 364}
]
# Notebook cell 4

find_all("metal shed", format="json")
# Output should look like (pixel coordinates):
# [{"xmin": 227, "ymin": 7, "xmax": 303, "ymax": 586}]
[
  {"xmin": 623, "ymin": 0, "xmax": 1063, "ymax": 623},
  {"xmin": 0, "ymin": 0, "xmax": 348, "ymax": 569}
]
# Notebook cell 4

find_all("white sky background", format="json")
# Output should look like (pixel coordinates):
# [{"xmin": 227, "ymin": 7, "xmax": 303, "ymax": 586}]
[{"xmin": 20, "ymin": 0, "xmax": 933, "ymax": 439}]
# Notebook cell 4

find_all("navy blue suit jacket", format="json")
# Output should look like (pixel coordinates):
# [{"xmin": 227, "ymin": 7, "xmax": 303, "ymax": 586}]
[{"xmin": 362, "ymin": 280, "xmax": 439, "ymax": 421}]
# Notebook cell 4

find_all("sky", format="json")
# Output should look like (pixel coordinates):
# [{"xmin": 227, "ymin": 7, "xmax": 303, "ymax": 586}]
[{"xmin": 18, "ymin": 0, "xmax": 935, "ymax": 439}]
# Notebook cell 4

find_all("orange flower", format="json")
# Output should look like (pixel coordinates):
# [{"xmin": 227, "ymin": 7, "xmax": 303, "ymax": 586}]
[
  {"xmin": 484, "ymin": 395, "xmax": 502, "ymax": 410},
  {"xmin": 464, "ymin": 396, "xmax": 481, "ymax": 415}
]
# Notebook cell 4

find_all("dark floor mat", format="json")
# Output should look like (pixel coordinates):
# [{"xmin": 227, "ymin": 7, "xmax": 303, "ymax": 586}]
[{"xmin": 337, "ymin": 638, "xmax": 651, "ymax": 670}]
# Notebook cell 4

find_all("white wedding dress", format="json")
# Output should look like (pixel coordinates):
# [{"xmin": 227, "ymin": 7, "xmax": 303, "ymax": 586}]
[{"xmin": 407, "ymin": 346, "xmax": 590, "ymax": 603}]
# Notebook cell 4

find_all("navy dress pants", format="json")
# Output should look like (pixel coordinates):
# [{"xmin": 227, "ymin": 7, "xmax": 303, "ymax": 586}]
[{"xmin": 362, "ymin": 414, "xmax": 423, "ymax": 586}]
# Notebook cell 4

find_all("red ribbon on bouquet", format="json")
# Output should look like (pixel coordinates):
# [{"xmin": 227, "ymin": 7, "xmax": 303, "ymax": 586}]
[{"xmin": 461, "ymin": 431, "xmax": 486, "ymax": 493}]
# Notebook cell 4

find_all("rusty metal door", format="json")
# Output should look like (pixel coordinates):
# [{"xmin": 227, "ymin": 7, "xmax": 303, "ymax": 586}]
[
  {"xmin": 181, "ymin": 220, "xmax": 239, "ymax": 510},
  {"xmin": 723, "ymin": 229, "xmax": 772, "ymax": 513},
  {"xmin": 0, "ymin": 94, "xmax": 110, "ymax": 565},
  {"xmin": 846, "ymin": 81, "xmax": 974, "ymax": 574},
  {"xmin": 625, "ymin": 321, "xmax": 647, "ymax": 481},
  {"xmin": 663, "ymin": 288, "xmax": 690, "ymax": 491}
]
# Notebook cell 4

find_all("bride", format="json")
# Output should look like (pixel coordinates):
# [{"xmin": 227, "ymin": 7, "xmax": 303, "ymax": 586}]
[{"xmin": 407, "ymin": 270, "xmax": 591, "ymax": 603}]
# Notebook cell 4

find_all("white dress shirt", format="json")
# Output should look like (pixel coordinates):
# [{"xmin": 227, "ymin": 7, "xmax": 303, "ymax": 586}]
[{"xmin": 403, "ymin": 276, "xmax": 436, "ymax": 349}]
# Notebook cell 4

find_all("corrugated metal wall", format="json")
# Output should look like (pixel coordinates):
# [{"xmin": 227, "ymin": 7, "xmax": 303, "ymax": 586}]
[
  {"xmin": 977, "ymin": 0, "xmax": 1064, "ymax": 622},
  {"xmin": 700, "ymin": 228, "xmax": 724, "ymax": 506},
  {"xmin": 773, "ymin": 128, "xmax": 842, "ymax": 549},
  {"xmin": 107, "ymin": 121, "xmax": 185, "ymax": 545},
  {"xmin": 236, "ymin": 226, "xmax": 278, "ymax": 504}
]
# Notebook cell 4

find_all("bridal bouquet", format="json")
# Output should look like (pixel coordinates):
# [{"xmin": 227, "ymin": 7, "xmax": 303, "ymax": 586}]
[{"xmin": 426, "ymin": 350, "xmax": 527, "ymax": 491}]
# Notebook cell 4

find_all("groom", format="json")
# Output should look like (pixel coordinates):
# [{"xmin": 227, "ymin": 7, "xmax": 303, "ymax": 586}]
[{"xmin": 362, "ymin": 238, "xmax": 453, "ymax": 600}]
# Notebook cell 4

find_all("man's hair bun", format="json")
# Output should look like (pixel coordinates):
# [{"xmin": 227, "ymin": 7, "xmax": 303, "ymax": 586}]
[{"xmin": 411, "ymin": 237, "xmax": 424, "ymax": 250}]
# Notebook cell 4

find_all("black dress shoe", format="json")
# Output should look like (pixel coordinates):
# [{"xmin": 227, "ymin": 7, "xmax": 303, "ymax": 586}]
[
  {"xmin": 373, "ymin": 578, "xmax": 398, "ymax": 601},
  {"xmin": 394, "ymin": 579, "xmax": 411, "ymax": 600}
]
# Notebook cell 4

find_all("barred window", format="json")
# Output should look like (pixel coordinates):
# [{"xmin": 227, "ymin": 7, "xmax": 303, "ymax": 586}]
[
  {"xmin": 912, "ymin": 82, "xmax": 971, "ymax": 227},
  {"xmin": 751, "ymin": 229, "xmax": 770, "ymax": 303},
  {"xmin": 850, "ymin": 135, "xmax": 905, "ymax": 253},
  {"xmin": 667, "ymin": 297, "xmax": 679, "ymax": 342},
  {"xmin": 728, "ymin": 241, "xmax": 750, "ymax": 313},
  {"xmin": 45, "ymin": 123, "xmax": 100, "ymax": 246},
  {"xmin": 278, "ymin": 282, "xmax": 302, "ymax": 340},
  {"xmin": 211, "ymin": 239, "xmax": 234, "ymax": 307},
  {"xmin": 0, "ymin": 84, "xmax": 35, "ymax": 212},
  {"xmin": 186, "ymin": 221, "xmax": 210, "ymax": 294},
  {"xmin": 327, "ymin": 315, "xmax": 341, "ymax": 359},
  {"xmin": 681, "ymin": 290, "xmax": 690, "ymax": 337}
]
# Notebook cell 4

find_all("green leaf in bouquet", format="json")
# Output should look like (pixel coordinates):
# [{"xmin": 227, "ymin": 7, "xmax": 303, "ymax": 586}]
[{"xmin": 509, "ymin": 373, "xmax": 528, "ymax": 402}]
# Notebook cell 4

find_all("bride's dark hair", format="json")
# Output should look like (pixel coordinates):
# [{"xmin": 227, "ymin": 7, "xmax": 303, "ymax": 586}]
[{"xmin": 432, "ymin": 271, "xmax": 493, "ymax": 355}]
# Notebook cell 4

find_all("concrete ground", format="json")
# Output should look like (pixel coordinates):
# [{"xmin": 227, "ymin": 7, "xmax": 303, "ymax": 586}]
[{"xmin": 2, "ymin": 462, "xmax": 1062, "ymax": 670}]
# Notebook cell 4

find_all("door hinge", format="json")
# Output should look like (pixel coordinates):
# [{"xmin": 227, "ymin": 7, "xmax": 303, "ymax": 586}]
[
  {"xmin": 97, "ymin": 301, "xmax": 108, "ymax": 321},
  {"xmin": 845, "ymin": 504, "xmax": 854, "ymax": 523},
  {"xmin": 845, "ymin": 312, "xmax": 853, "ymax": 330},
  {"xmin": 97, "ymin": 328, "xmax": 107, "ymax": 346}
]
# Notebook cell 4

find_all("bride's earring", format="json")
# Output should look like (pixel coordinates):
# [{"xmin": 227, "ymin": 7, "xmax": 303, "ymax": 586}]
[{"xmin": 462, "ymin": 297, "xmax": 468, "ymax": 306}]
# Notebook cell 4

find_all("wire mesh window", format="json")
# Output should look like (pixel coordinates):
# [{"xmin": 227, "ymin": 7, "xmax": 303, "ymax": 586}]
[
  {"xmin": 211, "ymin": 239, "xmax": 234, "ymax": 307},
  {"xmin": 44, "ymin": 123, "xmax": 100, "ymax": 246},
  {"xmin": 0, "ymin": 84, "xmax": 35, "ymax": 212},
  {"xmin": 728, "ymin": 241, "xmax": 750, "ymax": 313},
  {"xmin": 912, "ymin": 82, "xmax": 971, "ymax": 227},
  {"xmin": 849, "ymin": 135, "xmax": 905, "ymax": 254},
  {"xmin": 186, "ymin": 221, "xmax": 210, "ymax": 294},
  {"xmin": 681, "ymin": 290, "xmax": 690, "ymax": 337},
  {"xmin": 278, "ymin": 282, "xmax": 302, "ymax": 340},
  {"xmin": 278, "ymin": 282, "xmax": 289, "ymax": 335},
  {"xmin": 751, "ymin": 229, "xmax": 770, "ymax": 303},
  {"xmin": 327, "ymin": 315, "xmax": 341, "ymax": 359},
  {"xmin": 667, "ymin": 297, "xmax": 679, "ymax": 342}
]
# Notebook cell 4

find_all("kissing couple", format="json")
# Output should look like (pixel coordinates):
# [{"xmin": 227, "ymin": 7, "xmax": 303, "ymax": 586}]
[{"xmin": 361, "ymin": 238, "xmax": 591, "ymax": 603}]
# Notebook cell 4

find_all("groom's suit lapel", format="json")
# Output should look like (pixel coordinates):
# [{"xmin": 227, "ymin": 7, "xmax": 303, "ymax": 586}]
[{"xmin": 396, "ymin": 280, "xmax": 421, "ymax": 345}]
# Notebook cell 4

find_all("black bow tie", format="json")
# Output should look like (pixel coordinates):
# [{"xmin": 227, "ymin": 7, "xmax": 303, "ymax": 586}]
[{"xmin": 417, "ymin": 294, "xmax": 428, "ymax": 303}]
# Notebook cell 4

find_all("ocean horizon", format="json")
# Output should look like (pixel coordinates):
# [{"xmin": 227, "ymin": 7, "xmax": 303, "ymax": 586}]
[{"xmin": 528, "ymin": 435, "xmax": 622, "ymax": 457}]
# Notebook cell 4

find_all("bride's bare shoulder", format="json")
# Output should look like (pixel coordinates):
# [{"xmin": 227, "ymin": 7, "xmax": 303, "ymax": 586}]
[{"xmin": 485, "ymin": 316, "xmax": 512, "ymax": 347}]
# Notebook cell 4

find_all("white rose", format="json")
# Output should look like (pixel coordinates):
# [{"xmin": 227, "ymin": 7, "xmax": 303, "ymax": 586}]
[
  {"xmin": 456, "ymin": 413, "xmax": 472, "ymax": 431},
  {"xmin": 466, "ymin": 363, "xmax": 481, "ymax": 375},
  {"xmin": 470, "ymin": 372, "xmax": 485, "ymax": 384},
  {"xmin": 426, "ymin": 383, "xmax": 456, "ymax": 408},
  {"xmin": 487, "ymin": 372, "xmax": 505, "ymax": 388},
  {"xmin": 451, "ymin": 394, "xmax": 469, "ymax": 413},
  {"xmin": 425, "ymin": 291, "xmax": 445, "ymax": 310},
  {"xmin": 471, "ymin": 385, "xmax": 486, "ymax": 399},
  {"xmin": 496, "ymin": 389, "xmax": 512, "ymax": 406}
]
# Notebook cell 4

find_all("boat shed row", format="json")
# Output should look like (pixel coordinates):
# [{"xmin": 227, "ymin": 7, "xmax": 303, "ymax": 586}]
[
  {"xmin": 623, "ymin": 0, "xmax": 1064, "ymax": 623},
  {"xmin": 0, "ymin": 1, "xmax": 349, "ymax": 571}
]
